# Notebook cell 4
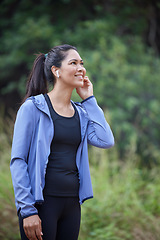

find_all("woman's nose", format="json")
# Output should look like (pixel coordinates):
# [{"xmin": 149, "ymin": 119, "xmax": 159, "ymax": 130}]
[{"xmin": 77, "ymin": 64, "xmax": 84, "ymax": 71}]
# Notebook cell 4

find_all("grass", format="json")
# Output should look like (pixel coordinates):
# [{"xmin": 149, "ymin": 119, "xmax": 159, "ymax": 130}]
[
  {"xmin": 0, "ymin": 113, "xmax": 20, "ymax": 240},
  {"xmin": 0, "ymin": 115, "xmax": 160, "ymax": 240},
  {"xmin": 79, "ymin": 147, "xmax": 160, "ymax": 240}
]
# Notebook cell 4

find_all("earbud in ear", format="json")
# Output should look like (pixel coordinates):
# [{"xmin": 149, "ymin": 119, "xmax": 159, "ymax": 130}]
[{"xmin": 56, "ymin": 70, "xmax": 59, "ymax": 78}]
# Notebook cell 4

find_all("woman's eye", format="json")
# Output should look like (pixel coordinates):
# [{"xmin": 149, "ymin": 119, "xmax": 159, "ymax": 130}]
[{"xmin": 70, "ymin": 61, "xmax": 84, "ymax": 66}]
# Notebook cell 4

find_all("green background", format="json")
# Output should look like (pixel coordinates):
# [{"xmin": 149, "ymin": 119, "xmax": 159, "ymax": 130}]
[{"xmin": 0, "ymin": 0, "xmax": 160, "ymax": 239}]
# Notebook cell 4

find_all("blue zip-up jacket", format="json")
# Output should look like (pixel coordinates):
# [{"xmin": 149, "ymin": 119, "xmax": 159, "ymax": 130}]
[{"xmin": 10, "ymin": 94, "xmax": 114, "ymax": 218}]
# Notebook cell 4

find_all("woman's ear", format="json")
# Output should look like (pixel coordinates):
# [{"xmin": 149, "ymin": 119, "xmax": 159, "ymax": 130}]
[{"xmin": 51, "ymin": 66, "xmax": 59, "ymax": 78}]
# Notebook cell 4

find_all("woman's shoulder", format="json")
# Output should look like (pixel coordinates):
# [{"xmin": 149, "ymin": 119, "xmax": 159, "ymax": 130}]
[
  {"xmin": 14, "ymin": 94, "xmax": 49, "ymax": 127},
  {"xmin": 17, "ymin": 95, "xmax": 44, "ymax": 120},
  {"xmin": 19, "ymin": 97, "xmax": 36, "ymax": 113},
  {"xmin": 19, "ymin": 94, "xmax": 45, "ymax": 111}
]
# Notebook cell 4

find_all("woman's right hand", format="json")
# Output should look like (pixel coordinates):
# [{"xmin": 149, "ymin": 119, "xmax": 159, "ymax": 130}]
[{"xmin": 23, "ymin": 215, "xmax": 43, "ymax": 240}]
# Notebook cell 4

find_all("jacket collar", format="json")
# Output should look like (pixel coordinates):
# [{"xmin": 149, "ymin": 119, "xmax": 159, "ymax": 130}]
[
  {"xmin": 71, "ymin": 100, "xmax": 88, "ymax": 141},
  {"xmin": 28, "ymin": 94, "xmax": 50, "ymax": 116}
]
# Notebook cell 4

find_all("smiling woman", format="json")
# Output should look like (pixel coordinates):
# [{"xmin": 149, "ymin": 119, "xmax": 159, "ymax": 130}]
[
  {"xmin": 60, "ymin": 51, "xmax": 86, "ymax": 83},
  {"xmin": 10, "ymin": 44, "xmax": 114, "ymax": 240},
  {"xmin": 49, "ymin": 49, "xmax": 88, "ymax": 109}
]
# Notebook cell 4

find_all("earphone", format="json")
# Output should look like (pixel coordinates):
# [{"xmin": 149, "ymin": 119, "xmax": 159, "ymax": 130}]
[{"xmin": 56, "ymin": 70, "xmax": 59, "ymax": 78}]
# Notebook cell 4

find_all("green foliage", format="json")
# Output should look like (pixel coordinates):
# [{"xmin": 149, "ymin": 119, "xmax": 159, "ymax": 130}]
[
  {"xmin": 79, "ymin": 147, "xmax": 160, "ymax": 240},
  {"xmin": 1, "ymin": 3, "xmax": 159, "ymax": 164},
  {"xmin": 0, "ymin": 113, "xmax": 20, "ymax": 240},
  {"xmin": 0, "ymin": 0, "xmax": 160, "ymax": 239},
  {"xmin": 63, "ymin": 20, "xmax": 160, "ymax": 165}
]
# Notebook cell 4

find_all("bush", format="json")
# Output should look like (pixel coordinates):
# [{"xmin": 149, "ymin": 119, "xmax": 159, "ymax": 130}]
[
  {"xmin": 0, "ymin": 112, "xmax": 20, "ymax": 240},
  {"xmin": 79, "ymin": 147, "xmax": 160, "ymax": 240}
]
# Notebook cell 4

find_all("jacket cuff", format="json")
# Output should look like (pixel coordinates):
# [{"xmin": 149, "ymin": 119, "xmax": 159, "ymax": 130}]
[
  {"xmin": 19, "ymin": 212, "xmax": 38, "ymax": 220},
  {"xmin": 81, "ymin": 95, "xmax": 94, "ymax": 104}
]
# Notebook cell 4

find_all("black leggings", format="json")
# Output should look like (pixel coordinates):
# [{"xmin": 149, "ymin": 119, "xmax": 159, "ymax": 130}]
[{"xmin": 19, "ymin": 196, "xmax": 81, "ymax": 240}]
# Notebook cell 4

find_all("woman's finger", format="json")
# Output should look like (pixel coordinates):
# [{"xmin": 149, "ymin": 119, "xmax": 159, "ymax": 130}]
[
  {"xmin": 35, "ymin": 227, "xmax": 43, "ymax": 240},
  {"xmin": 24, "ymin": 227, "xmax": 37, "ymax": 240}
]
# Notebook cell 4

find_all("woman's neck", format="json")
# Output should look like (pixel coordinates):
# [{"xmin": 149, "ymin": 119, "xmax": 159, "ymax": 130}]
[{"xmin": 48, "ymin": 84, "xmax": 73, "ymax": 107}]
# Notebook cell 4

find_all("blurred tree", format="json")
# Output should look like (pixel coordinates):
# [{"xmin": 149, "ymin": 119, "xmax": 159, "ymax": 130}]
[
  {"xmin": 67, "ymin": 20, "xmax": 160, "ymax": 166},
  {"xmin": 0, "ymin": 0, "xmax": 160, "ymax": 165},
  {"xmin": 0, "ymin": 0, "xmax": 160, "ymax": 107}
]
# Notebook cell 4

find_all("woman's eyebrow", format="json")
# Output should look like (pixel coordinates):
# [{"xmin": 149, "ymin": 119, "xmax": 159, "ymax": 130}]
[{"xmin": 68, "ymin": 59, "xmax": 83, "ymax": 62}]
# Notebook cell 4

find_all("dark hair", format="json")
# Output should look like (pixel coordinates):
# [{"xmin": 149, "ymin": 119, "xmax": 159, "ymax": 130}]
[{"xmin": 23, "ymin": 44, "xmax": 77, "ymax": 101}]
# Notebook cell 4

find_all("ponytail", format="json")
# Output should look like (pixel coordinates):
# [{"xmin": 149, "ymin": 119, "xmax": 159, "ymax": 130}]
[{"xmin": 23, "ymin": 53, "xmax": 48, "ymax": 102}]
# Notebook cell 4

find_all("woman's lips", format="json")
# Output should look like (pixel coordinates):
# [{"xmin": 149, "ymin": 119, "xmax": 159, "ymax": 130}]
[{"xmin": 75, "ymin": 74, "xmax": 83, "ymax": 79}]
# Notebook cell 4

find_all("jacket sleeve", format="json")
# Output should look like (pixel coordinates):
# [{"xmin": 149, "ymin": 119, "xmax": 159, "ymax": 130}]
[
  {"xmin": 81, "ymin": 96, "xmax": 114, "ymax": 148},
  {"xmin": 10, "ymin": 101, "xmax": 38, "ymax": 218}
]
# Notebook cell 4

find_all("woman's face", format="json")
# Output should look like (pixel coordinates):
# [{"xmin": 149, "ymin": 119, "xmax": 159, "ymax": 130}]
[{"xmin": 58, "ymin": 49, "xmax": 86, "ymax": 88}]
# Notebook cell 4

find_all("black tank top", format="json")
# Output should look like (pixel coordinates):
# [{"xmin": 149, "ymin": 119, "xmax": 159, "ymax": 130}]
[{"xmin": 43, "ymin": 94, "xmax": 81, "ymax": 197}]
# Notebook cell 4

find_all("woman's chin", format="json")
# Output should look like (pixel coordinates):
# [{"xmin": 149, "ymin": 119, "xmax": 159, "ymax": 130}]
[{"xmin": 76, "ymin": 81, "xmax": 84, "ymax": 88}]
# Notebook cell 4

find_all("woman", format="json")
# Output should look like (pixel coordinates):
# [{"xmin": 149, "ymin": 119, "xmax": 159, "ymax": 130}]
[{"xmin": 10, "ymin": 44, "xmax": 114, "ymax": 240}]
